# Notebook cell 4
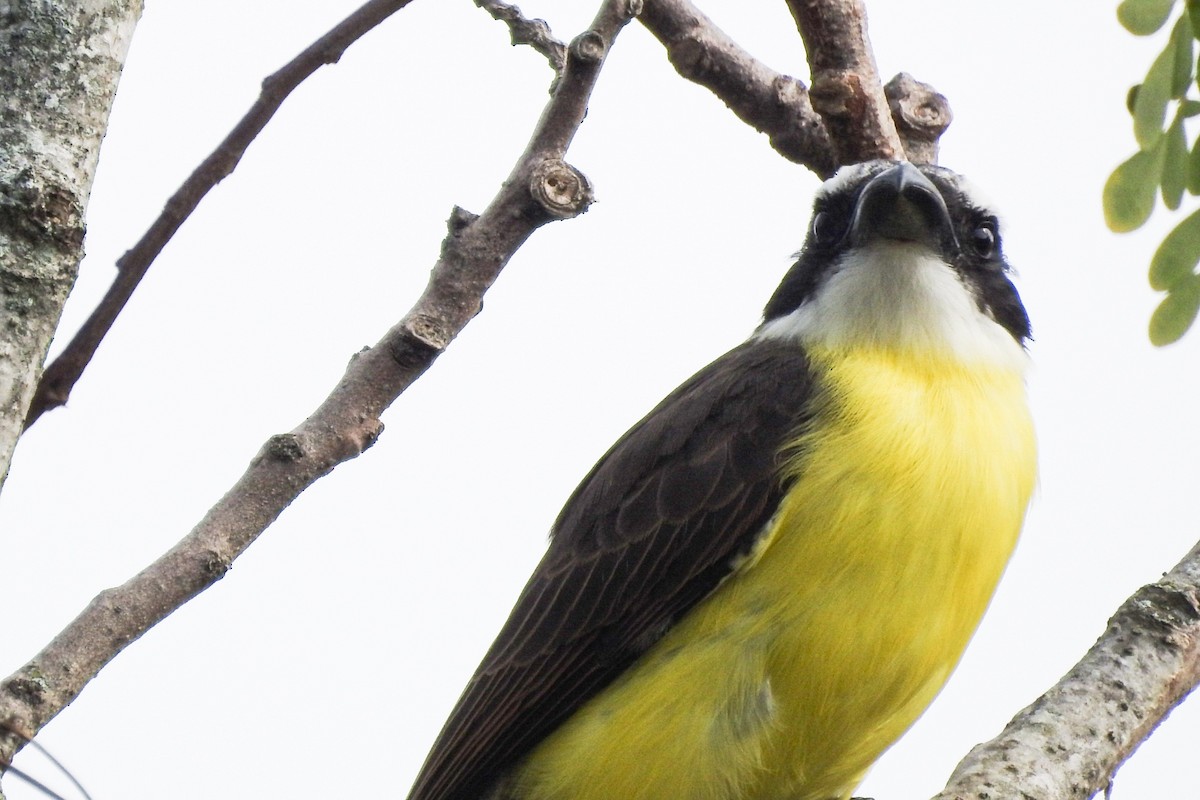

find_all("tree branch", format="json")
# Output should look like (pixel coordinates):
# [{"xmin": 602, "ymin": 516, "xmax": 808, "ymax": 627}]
[
  {"xmin": 473, "ymin": 0, "xmax": 567, "ymax": 74},
  {"xmin": 0, "ymin": 0, "xmax": 639, "ymax": 768},
  {"xmin": 639, "ymin": 0, "xmax": 837, "ymax": 177},
  {"xmin": 784, "ymin": 0, "xmax": 904, "ymax": 165},
  {"xmin": 0, "ymin": 0, "xmax": 141, "ymax": 489},
  {"xmin": 884, "ymin": 72, "xmax": 951, "ymax": 166},
  {"xmin": 933, "ymin": 539, "xmax": 1200, "ymax": 799},
  {"xmin": 22, "ymin": 0, "xmax": 420, "ymax": 431},
  {"xmin": 638, "ymin": 1, "xmax": 951, "ymax": 175}
]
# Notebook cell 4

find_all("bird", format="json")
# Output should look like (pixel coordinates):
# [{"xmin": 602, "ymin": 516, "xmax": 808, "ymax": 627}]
[{"xmin": 406, "ymin": 160, "xmax": 1036, "ymax": 800}]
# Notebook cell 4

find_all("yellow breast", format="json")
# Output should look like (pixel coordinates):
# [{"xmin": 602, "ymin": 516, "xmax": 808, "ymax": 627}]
[{"xmin": 512, "ymin": 346, "xmax": 1036, "ymax": 800}]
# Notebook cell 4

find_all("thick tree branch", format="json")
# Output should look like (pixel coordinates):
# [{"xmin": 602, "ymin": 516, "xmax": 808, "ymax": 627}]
[
  {"xmin": 0, "ymin": 0, "xmax": 638, "ymax": 769},
  {"xmin": 473, "ymin": 0, "xmax": 567, "ymax": 73},
  {"xmin": 0, "ymin": 0, "xmax": 141, "ymax": 489},
  {"xmin": 638, "ymin": 1, "xmax": 951, "ymax": 176},
  {"xmin": 933, "ymin": 540, "xmax": 1200, "ymax": 800},
  {"xmin": 784, "ymin": 0, "xmax": 903, "ymax": 165},
  {"xmin": 639, "ymin": 0, "xmax": 837, "ymax": 177},
  {"xmin": 22, "ymin": 0, "xmax": 420, "ymax": 431}
]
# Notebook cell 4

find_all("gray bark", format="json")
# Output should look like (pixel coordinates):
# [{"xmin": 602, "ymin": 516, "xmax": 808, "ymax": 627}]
[
  {"xmin": 0, "ymin": 0, "xmax": 143, "ymax": 488},
  {"xmin": 932, "ymin": 541, "xmax": 1200, "ymax": 800}
]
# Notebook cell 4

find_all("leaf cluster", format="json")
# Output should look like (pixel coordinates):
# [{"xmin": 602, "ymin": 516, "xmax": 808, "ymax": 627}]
[{"xmin": 1105, "ymin": 0, "xmax": 1200, "ymax": 344}]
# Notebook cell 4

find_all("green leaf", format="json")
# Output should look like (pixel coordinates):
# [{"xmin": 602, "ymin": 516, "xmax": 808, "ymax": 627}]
[
  {"xmin": 1105, "ymin": 147, "xmax": 1164, "ymax": 231},
  {"xmin": 1188, "ymin": 134, "xmax": 1200, "ymax": 192},
  {"xmin": 1189, "ymin": 0, "xmax": 1200, "ymax": 37},
  {"xmin": 1171, "ymin": 16, "xmax": 1195, "ymax": 96},
  {"xmin": 1150, "ymin": 274, "xmax": 1200, "ymax": 344},
  {"xmin": 1135, "ymin": 34, "xmax": 1179, "ymax": 148},
  {"xmin": 1162, "ymin": 110, "xmax": 1189, "ymax": 208},
  {"xmin": 1150, "ymin": 207, "xmax": 1200, "ymax": 288},
  {"xmin": 1180, "ymin": 98, "xmax": 1200, "ymax": 116},
  {"xmin": 1120, "ymin": 0, "xmax": 1176, "ymax": 34},
  {"xmin": 1128, "ymin": 84, "xmax": 1143, "ymax": 115}
]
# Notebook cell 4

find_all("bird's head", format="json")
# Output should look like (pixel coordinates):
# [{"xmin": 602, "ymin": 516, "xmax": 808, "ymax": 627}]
[{"xmin": 758, "ymin": 161, "xmax": 1030, "ymax": 366}]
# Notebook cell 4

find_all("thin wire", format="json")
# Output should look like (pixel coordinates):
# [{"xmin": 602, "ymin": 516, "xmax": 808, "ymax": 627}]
[
  {"xmin": 1, "ymin": 723, "xmax": 93, "ymax": 800},
  {"xmin": 3, "ymin": 761, "xmax": 70, "ymax": 800},
  {"xmin": 20, "ymin": 737, "xmax": 94, "ymax": 800}
]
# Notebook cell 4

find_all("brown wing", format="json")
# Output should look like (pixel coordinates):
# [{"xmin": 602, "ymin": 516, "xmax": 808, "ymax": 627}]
[{"xmin": 407, "ymin": 338, "xmax": 815, "ymax": 800}]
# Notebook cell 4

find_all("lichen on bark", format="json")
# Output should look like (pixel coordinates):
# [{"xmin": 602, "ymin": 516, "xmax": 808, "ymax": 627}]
[{"xmin": 0, "ymin": 0, "xmax": 143, "ymax": 488}]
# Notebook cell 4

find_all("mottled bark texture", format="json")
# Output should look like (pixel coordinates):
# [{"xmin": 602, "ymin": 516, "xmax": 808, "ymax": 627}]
[
  {"xmin": 933, "ymin": 541, "xmax": 1200, "ymax": 800},
  {"xmin": 0, "ymin": 0, "xmax": 143, "ymax": 488}
]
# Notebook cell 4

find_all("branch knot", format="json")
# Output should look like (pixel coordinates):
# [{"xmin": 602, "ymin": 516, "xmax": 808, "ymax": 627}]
[
  {"xmin": 401, "ymin": 314, "xmax": 451, "ymax": 353},
  {"xmin": 570, "ymin": 31, "xmax": 606, "ymax": 64},
  {"xmin": 809, "ymin": 71, "xmax": 864, "ymax": 120},
  {"xmin": 884, "ymin": 73, "xmax": 952, "ymax": 165},
  {"xmin": 529, "ymin": 159, "xmax": 594, "ymax": 219},
  {"xmin": 265, "ymin": 433, "xmax": 305, "ymax": 462}
]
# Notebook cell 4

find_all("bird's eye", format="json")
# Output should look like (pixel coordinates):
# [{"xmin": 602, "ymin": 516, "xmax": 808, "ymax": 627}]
[
  {"xmin": 810, "ymin": 211, "xmax": 840, "ymax": 246},
  {"xmin": 971, "ymin": 220, "xmax": 998, "ymax": 258}
]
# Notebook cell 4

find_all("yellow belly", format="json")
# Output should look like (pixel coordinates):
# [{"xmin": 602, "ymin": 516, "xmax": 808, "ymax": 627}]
[{"xmin": 511, "ymin": 346, "xmax": 1036, "ymax": 800}]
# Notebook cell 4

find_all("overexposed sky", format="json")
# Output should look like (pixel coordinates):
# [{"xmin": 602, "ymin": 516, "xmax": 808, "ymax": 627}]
[{"xmin": 4, "ymin": 1, "xmax": 1199, "ymax": 798}]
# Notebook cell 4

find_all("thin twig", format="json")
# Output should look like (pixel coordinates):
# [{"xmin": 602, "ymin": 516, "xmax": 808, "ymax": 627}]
[
  {"xmin": 22, "ymin": 0, "xmax": 419, "ymax": 430},
  {"xmin": 639, "ymin": 0, "xmax": 837, "ymax": 177},
  {"xmin": 473, "ymin": 0, "xmax": 567, "ymax": 73},
  {"xmin": 0, "ymin": 0, "xmax": 639, "ymax": 770},
  {"xmin": 783, "ymin": 0, "xmax": 903, "ymax": 166}
]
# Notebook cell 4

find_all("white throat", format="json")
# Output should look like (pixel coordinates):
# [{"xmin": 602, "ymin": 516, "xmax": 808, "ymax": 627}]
[{"xmin": 756, "ymin": 243, "xmax": 1028, "ymax": 371}]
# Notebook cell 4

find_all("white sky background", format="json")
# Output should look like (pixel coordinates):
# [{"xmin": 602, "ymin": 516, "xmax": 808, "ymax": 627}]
[{"xmin": 3, "ymin": 0, "xmax": 1199, "ymax": 797}]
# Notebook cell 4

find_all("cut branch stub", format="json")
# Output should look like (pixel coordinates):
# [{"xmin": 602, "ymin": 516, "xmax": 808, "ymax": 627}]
[
  {"xmin": 529, "ymin": 159, "xmax": 594, "ymax": 219},
  {"xmin": 884, "ymin": 73, "xmax": 951, "ymax": 166},
  {"xmin": 571, "ymin": 29, "xmax": 607, "ymax": 63}
]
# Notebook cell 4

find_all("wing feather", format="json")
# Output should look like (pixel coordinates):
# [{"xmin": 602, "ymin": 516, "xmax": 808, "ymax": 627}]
[{"xmin": 407, "ymin": 339, "xmax": 815, "ymax": 800}]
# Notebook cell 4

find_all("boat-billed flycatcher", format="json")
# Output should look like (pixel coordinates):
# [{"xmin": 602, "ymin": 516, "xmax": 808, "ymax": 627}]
[{"xmin": 407, "ymin": 160, "xmax": 1036, "ymax": 800}]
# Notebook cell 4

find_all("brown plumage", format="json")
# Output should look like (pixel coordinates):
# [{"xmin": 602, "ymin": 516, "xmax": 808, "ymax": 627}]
[{"xmin": 408, "ymin": 339, "xmax": 815, "ymax": 800}]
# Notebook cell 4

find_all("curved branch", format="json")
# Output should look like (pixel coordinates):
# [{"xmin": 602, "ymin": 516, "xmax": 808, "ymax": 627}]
[
  {"xmin": 23, "ymin": 0, "xmax": 420, "ymax": 430},
  {"xmin": 933, "ymin": 540, "xmax": 1200, "ymax": 799},
  {"xmin": 0, "ymin": 0, "xmax": 639, "ymax": 768},
  {"xmin": 785, "ymin": 0, "xmax": 903, "ymax": 165},
  {"xmin": 639, "ymin": 0, "xmax": 837, "ymax": 177},
  {"xmin": 473, "ymin": 0, "xmax": 567, "ymax": 73}
]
